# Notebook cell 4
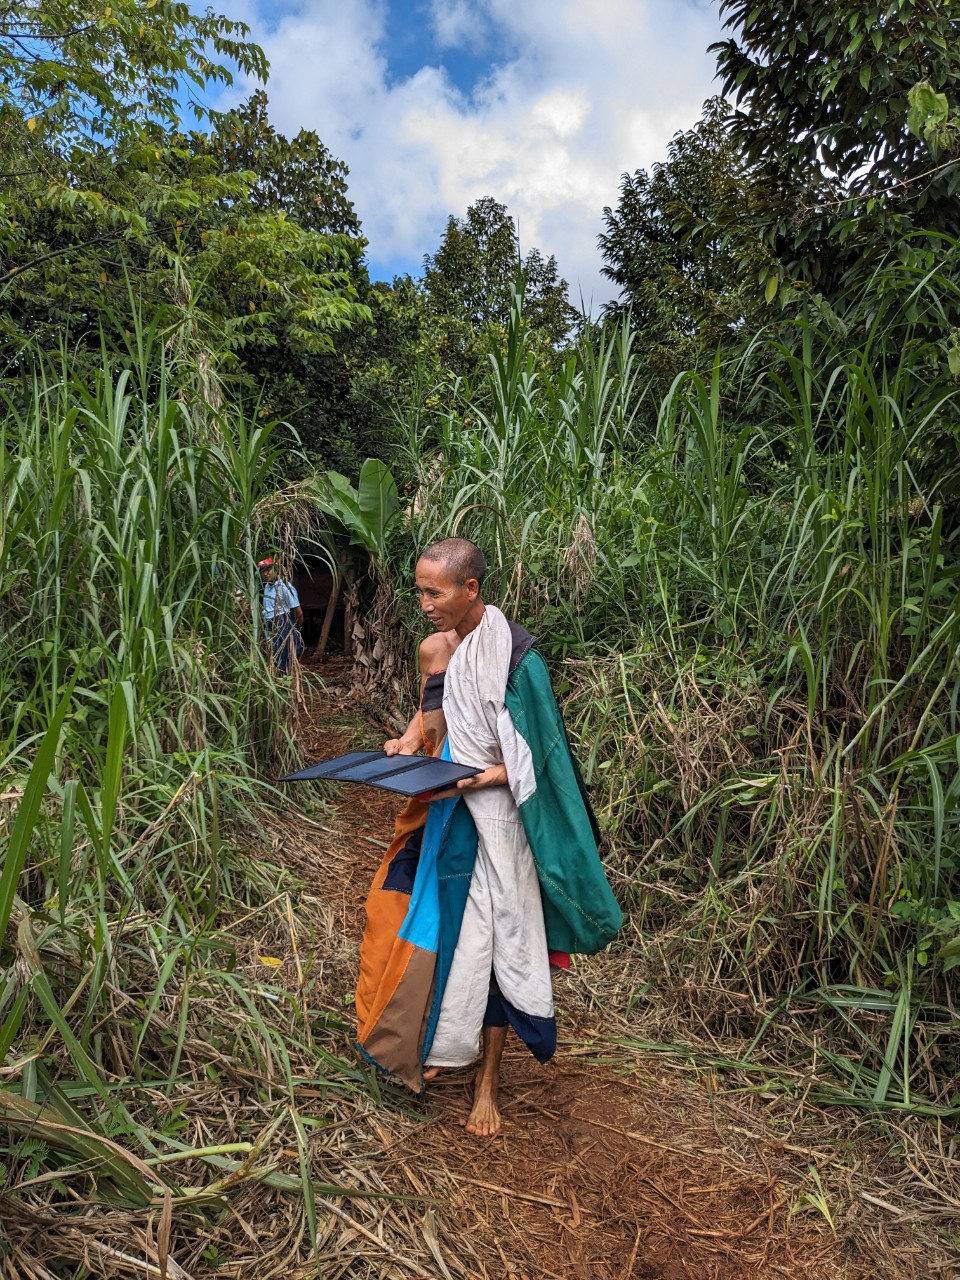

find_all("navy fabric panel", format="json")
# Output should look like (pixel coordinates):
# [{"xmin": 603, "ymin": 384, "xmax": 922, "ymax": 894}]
[
  {"xmin": 485, "ymin": 967, "xmax": 556, "ymax": 1060},
  {"xmin": 507, "ymin": 621, "xmax": 535, "ymax": 673},
  {"xmin": 500, "ymin": 993, "xmax": 557, "ymax": 1063},
  {"xmin": 382, "ymin": 824, "xmax": 424, "ymax": 895},
  {"xmin": 483, "ymin": 986, "xmax": 509, "ymax": 1028},
  {"xmin": 422, "ymin": 672, "xmax": 445, "ymax": 710}
]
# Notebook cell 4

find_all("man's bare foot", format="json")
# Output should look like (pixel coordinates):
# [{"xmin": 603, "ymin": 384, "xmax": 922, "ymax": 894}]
[
  {"xmin": 464, "ymin": 1078, "xmax": 501, "ymax": 1136},
  {"xmin": 422, "ymin": 1066, "xmax": 442, "ymax": 1081},
  {"xmin": 463, "ymin": 1023, "xmax": 507, "ymax": 1137}
]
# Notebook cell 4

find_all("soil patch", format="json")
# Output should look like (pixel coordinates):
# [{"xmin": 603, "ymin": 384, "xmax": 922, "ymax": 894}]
[{"xmin": 403, "ymin": 1049, "xmax": 850, "ymax": 1280}]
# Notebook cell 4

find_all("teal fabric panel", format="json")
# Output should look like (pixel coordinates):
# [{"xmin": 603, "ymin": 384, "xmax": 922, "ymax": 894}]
[{"xmin": 505, "ymin": 650, "xmax": 623, "ymax": 955}]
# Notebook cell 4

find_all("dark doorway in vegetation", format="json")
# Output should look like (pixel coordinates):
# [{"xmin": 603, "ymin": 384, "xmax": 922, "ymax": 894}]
[{"xmin": 293, "ymin": 560, "xmax": 347, "ymax": 657}]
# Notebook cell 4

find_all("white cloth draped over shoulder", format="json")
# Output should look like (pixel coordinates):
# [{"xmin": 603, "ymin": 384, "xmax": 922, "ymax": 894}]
[{"xmin": 425, "ymin": 605, "xmax": 554, "ymax": 1068}]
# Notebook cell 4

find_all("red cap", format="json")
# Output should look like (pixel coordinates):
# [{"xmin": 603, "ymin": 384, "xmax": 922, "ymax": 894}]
[{"xmin": 257, "ymin": 557, "xmax": 274, "ymax": 568}]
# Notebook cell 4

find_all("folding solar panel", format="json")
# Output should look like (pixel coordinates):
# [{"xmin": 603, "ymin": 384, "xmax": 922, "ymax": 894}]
[{"xmin": 281, "ymin": 751, "xmax": 480, "ymax": 797}]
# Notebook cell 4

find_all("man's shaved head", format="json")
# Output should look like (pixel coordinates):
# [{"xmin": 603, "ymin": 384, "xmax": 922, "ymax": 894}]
[{"xmin": 419, "ymin": 537, "xmax": 487, "ymax": 587}]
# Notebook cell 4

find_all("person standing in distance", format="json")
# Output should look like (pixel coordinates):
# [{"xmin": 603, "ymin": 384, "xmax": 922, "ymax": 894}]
[{"xmin": 258, "ymin": 557, "xmax": 304, "ymax": 673}]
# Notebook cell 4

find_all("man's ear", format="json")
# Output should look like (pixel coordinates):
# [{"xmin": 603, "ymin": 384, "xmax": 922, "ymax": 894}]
[{"xmin": 465, "ymin": 578, "xmax": 479, "ymax": 598}]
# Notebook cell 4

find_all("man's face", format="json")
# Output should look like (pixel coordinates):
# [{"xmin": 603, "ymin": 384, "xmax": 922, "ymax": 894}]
[
  {"xmin": 415, "ymin": 557, "xmax": 477, "ymax": 632},
  {"xmin": 260, "ymin": 566, "xmax": 276, "ymax": 584}
]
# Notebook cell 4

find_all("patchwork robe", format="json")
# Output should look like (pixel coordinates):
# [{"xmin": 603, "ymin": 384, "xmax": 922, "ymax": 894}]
[{"xmin": 356, "ymin": 611, "xmax": 622, "ymax": 1091}]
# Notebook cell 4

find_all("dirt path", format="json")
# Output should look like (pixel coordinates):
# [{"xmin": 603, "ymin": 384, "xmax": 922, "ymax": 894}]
[{"xmin": 286, "ymin": 662, "xmax": 949, "ymax": 1280}]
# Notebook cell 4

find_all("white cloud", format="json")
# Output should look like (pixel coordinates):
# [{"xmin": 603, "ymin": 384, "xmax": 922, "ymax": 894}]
[
  {"xmin": 225, "ymin": 0, "xmax": 723, "ymax": 309},
  {"xmin": 429, "ymin": 0, "xmax": 490, "ymax": 50}
]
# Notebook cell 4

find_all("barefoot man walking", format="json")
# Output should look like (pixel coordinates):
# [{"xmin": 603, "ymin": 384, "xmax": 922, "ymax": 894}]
[{"xmin": 356, "ymin": 538, "xmax": 622, "ymax": 1136}]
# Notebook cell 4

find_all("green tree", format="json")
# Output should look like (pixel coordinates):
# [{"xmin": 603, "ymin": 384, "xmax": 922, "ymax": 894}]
[
  {"xmin": 598, "ymin": 99, "xmax": 768, "ymax": 382},
  {"xmin": 180, "ymin": 93, "xmax": 374, "ymax": 470},
  {"xmin": 0, "ymin": 18, "xmax": 373, "ymax": 468},
  {"xmin": 422, "ymin": 197, "xmax": 575, "ymax": 376},
  {"xmin": 0, "ymin": 0, "xmax": 265, "ymax": 338},
  {"xmin": 711, "ymin": 0, "xmax": 960, "ymax": 291},
  {"xmin": 201, "ymin": 90, "xmax": 360, "ymax": 238},
  {"xmin": 0, "ymin": 1, "xmax": 264, "ymax": 143}
]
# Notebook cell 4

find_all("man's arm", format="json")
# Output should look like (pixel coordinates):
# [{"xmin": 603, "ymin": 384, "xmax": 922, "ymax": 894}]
[
  {"xmin": 284, "ymin": 580, "xmax": 304, "ymax": 627},
  {"xmin": 428, "ymin": 763, "xmax": 507, "ymax": 800},
  {"xmin": 384, "ymin": 633, "xmax": 452, "ymax": 756}
]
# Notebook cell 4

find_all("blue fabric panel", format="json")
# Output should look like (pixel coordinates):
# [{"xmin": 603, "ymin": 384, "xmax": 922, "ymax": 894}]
[
  {"xmin": 421, "ymin": 742, "xmax": 480, "ymax": 1062},
  {"xmin": 396, "ymin": 799, "xmax": 447, "ymax": 953},
  {"xmin": 422, "ymin": 799, "xmax": 478, "ymax": 1061},
  {"xmin": 382, "ymin": 824, "xmax": 424, "ymax": 895}
]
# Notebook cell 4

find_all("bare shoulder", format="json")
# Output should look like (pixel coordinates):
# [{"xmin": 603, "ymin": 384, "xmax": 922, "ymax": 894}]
[{"xmin": 418, "ymin": 629, "xmax": 459, "ymax": 678}]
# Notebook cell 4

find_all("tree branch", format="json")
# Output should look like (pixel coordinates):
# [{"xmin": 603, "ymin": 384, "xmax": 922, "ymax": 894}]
[
  {"xmin": 0, "ymin": 232, "xmax": 124, "ymax": 287},
  {"xmin": 797, "ymin": 155, "xmax": 960, "ymax": 217}
]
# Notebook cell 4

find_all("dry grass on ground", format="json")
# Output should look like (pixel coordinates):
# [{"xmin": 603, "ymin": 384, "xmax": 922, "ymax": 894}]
[
  {"xmin": 4, "ymin": 660, "xmax": 956, "ymax": 1280},
  {"xmin": 286, "ymin": 660, "xmax": 958, "ymax": 1280}
]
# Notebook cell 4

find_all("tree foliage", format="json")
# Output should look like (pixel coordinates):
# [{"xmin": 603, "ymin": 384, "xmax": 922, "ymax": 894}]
[
  {"xmin": 177, "ymin": 94, "xmax": 374, "ymax": 469},
  {"xmin": 423, "ymin": 197, "xmax": 575, "ymax": 371},
  {"xmin": 0, "ymin": 0, "xmax": 265, "ymax": 336},
  {"xmin": 0, "ymin": 8, "xmax": 370, "ymax": 423},
  {"xmin": 712, "ymin": 0, "xmax": 960, "ymax": 289},
  {"xmin": 0, "ymin": 0, "xmax": 266, "ymax": 145},
  {"xmin": 199, "ymin": 90, "xmax": 360, "ymax": 238},
  {"xmin": 598, "ymin": 99, "xmax": 769, "ymax": 381}
]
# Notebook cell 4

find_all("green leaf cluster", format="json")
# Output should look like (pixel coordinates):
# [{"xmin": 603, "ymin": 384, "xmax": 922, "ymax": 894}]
[
  {"xmin": 711, "ymin": 0, "xmax": 960, "ymax": 291},
  {"xmin": 907, "ymin": 80, "xmax": 960, "ymax": 153},
  {"xmin": 318, "ymin": 459, "xmax": 399, "ymax": 566},
  {"xmin": 0, "ymin": 6, "xmax": 373, "ymax": 475}
]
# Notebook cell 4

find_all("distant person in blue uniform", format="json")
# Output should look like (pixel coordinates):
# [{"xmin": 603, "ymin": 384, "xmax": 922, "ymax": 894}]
[{"xmin": 258, "ymin": 557, "xmax": 304, "ymax": 673}]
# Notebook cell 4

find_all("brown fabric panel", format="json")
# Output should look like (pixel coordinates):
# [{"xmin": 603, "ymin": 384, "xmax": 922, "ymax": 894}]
[
  {"xmin": 419, "ymin": 709, "xmax": 446, "ymax": 755},
  {"xmin": 359, "ymin": 946, "xmax": 436, "ymax": 1092}
]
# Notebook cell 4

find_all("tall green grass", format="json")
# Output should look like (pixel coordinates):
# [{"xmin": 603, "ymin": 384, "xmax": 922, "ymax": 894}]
[
  {"xmin": 398, "ymin": 269, "xmax": 960, "ymax": 1113},
  {"xmin": 0, "ymin": 323, "xmax": 369, "ymax": 1265}
]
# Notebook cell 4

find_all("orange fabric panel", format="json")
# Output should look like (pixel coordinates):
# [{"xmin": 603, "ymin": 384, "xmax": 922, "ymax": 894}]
[
  {"xmin": 355, "ymin": 675, "xmax": 446, "ymax": 1040},
  {"xmin": 355, "ymin": 792, "xmax": 430, "ymax": 1029}
]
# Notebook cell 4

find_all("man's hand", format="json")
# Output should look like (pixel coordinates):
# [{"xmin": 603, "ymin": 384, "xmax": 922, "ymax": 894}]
[
  {"xmin": 429, "ymin": 764, "xmax": 507, "ymax": 801},
  {"xmin": 384, "ymin": 737, "xmax": 418, "ymax": 756}
]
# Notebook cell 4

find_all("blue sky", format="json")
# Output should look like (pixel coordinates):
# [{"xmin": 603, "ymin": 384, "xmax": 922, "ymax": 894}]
[
  {"xmin": 217, "ymin": 1, "xmax": 725, "ymax": 307},
  {"xmin": 382, "ymin": 1, "xmax": 509, "ymax": 94}
]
